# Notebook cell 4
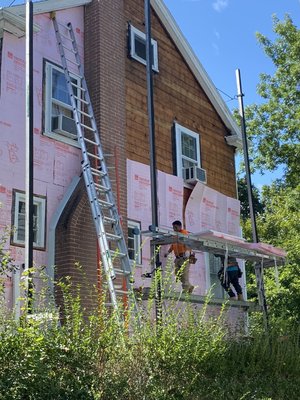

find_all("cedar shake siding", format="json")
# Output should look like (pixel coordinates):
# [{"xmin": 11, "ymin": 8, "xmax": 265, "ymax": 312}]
[{"xmin": 125, "ymin": 0, "xmax": 237, "ymax": 199}]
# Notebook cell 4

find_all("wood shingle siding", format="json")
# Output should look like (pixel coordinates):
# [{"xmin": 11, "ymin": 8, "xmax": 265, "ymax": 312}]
[{"xmin": 125, "ymin": 0, "xmax": 236, "ymax": 198}]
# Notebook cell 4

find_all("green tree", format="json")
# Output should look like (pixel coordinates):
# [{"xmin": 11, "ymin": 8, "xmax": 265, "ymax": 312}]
[
  {"xmin": 237, "ymin": 176, "xmax": 265, "ymax": 221},
  {"xmin": 244, "ymin": 15, "xmax": 300, "ymax": 187},
  {"xmin": 257, "ymin": 184, "xmax": 300, "ymax": 326}
]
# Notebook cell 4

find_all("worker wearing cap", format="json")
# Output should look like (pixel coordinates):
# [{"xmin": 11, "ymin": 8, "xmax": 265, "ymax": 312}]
[{"xmin": 164, "ymin": 220, "xmax": 194, "ymax": 294}]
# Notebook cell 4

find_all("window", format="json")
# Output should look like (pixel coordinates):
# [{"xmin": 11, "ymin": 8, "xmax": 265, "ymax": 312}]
[
  {"xmin": 174, "ymin": 122, "xmax": 201, "ymax": 178},
  {"xmin": 207, "ymin": 254, "xmax": 225, "ymax": 299},
  {"xmin": 127, "ymin": 220, "xmax": 141, "ymax": 265},
  {"xmin": 12, "ymin": 191, "xmax": 46, "ymax": 249},
  {"xmin": 44, "ymin": 61, "xmax": 80, "ymax": 142},
  {"xmin": 129, "ymin": 25, "xmax": 159, "ymax": 72}
]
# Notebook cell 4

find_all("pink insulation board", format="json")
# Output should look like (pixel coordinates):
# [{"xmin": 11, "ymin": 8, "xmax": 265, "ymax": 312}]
[{"xmin": 0, "ymin": 7, "xmax": 85, "ymax": 308}]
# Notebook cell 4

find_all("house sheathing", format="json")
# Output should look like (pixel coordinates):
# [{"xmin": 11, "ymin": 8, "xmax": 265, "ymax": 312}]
[{"xmin": 0, "ymin": 0, "xmax": 266, "ymax": 323}]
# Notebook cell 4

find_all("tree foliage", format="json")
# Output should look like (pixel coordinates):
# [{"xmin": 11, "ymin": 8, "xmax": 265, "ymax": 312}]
[
  {"xmin": 256, "ymin": 184, "xmax": 300, "ymax": 326},
  {"xmin": 244, "ymin": 15, "xmax": 300, "ymax": 187}
]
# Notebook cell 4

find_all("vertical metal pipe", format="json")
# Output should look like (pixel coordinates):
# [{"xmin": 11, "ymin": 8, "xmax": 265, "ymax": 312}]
[
  {"xmin": 236, "ymin": 69, "xmax": 258, "ymax": 243},
  {"xmin": 25, "ymin": 0, "xmax": 34, "ymax": 312},
  {"xmin": 144, "ymin": 0, "xmax": 158, "ymax": 228},
  {"xmin": 236, "ymin": 69, "xmax": 268, "ymax": 329},
  {"xmin": 144, "ymin": 0, "xmax": 162, "ymax": 326}
]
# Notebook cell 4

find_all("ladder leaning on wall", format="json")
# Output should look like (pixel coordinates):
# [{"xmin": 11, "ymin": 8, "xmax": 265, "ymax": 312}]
[{"xmin": 51, "ymin": 15, "xmax": 138, "ymax": 322}]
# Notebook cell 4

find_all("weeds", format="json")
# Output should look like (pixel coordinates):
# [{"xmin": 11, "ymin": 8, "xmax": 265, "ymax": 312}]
[{"xmin": 0, "ymin": 254, "xmax": 299, "ymax": 399}]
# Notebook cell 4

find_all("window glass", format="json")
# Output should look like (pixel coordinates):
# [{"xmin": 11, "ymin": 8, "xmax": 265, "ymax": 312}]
[
  {"xmin": 12, "ymin": 191, "xmax": 46, "ymax": 249},
  {"xmin": 128, "ymin": 226, "xmax": 135, "ymax": 261},
  {"xmin": 127, "ymin": 221, "xmax": 141, "ymax": 264},
  {"xmin": 129, "ymin": 25, "xmax": 158, "ymax": 72},
  {"xmin": 44, "ymin": 61, "xmax": 80, "ymax": 142},
  {"xmin": 52, "ymin": 68, "xmax": 72, "ymax": 105},
  {"xmin": 174, "ymin": 123, "xmax": 201, "ymax": 178},
  {"xmin": 209, "ymin": 254, "xmax": 225, "ymax": 299}
]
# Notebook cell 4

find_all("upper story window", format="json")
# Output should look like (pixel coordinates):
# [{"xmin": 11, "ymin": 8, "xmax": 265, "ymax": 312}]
[
  {"xmin": 11, "ymin": 190, "xmax": 46, "ymax": 250},
  {"xmin": 44, "ymin": 60, "xmax": 80, "ymax": 144},
  {"xmin": 128, "ymin": 24, "xmax": 159, "ymax": 72},
  {"xmin": 127, "ymin": 220, "xmax": 142, "ymax": 265},
  {"xmin": 174, "ymin": 122, "xmax": 201, "ymax": 178}
]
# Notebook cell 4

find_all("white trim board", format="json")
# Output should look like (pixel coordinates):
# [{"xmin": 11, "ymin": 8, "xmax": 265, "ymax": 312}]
[{"xmin": 1, "ymin": 0, "xmax": 92, "ymax": 16}]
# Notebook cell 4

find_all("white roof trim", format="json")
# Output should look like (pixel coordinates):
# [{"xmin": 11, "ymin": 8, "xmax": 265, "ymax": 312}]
[
  {"xmin": 151, "ymin": 0, "xmax": 242, "ymax": 147},
  {"xmin": 1, "ymin": 0, "xmax": 92, "ymax": 17},
  {"xmin": 0, "ymin": 9, "xmax": 39, "ymax": 38}
]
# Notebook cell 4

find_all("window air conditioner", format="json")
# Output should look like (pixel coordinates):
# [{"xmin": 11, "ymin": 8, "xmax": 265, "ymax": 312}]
[
  {"xmin": 52, "ymin": 114, "xmax": 77, "ymax": 138},
  {"xmin": 184, "ymin": 166, "xmax": 207, "ymax": 185}
]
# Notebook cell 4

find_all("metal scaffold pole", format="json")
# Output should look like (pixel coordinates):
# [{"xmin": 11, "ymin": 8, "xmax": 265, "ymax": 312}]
[
  {"xmin": 236, "ymin": 69, "xmax": 269, "ymax": 330},
  {"xmin": 25, "ymin": 0, "xmax": 34, "ymax": 314},
  {"xmin": 144, "ymin": 0, "xmax": 162, "ymax": 327}
]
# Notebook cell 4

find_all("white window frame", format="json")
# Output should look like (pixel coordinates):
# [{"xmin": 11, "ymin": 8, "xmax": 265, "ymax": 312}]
[
  {"xmin": 174, "ymin": 122, "xmax": 201, "ymax": 178},
  {"xmin": 205, "ymin": 253, "xmax": 225, "ymax": 299},
  {"xmin": 12, "ymin": 191, "xmax": 46, "ymax": 249},
  {"xmin": 44, "ymin": 60, "xmax": 80, "ymax": 146},
  {"xmin": 127, "ymin": 220, "xmax": 142, "ymax": 265},
  {"xmin": 129, "ymin": 25, "xmax": 159, "ymax": 72}
]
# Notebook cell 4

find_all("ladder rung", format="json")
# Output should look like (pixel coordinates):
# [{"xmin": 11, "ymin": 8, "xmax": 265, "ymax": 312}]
[
  {"xmin": 90, "ymin": 166, "xmax": 104, "ymax": 173},
  {"xmin": 65, "ymin": 58, "xmax": 80, "ymax": 66},
  {"xmin": 95, "ymin": 183, "xmax": 110, "ymax": 192},
  {"xmin": 110, "ymin": 250, "xmax": 127, "ymax": 258},
  {"xmin": 103, "ymin": 216, "xmax": 117, "ymax": 224},
  {"xmin": 115, "ymin": 289, "xmax": 129, "ymax": 295},
  {"xmin": 106, "ymin": 232, "xmax": 122, "ymax": 241},
  {"xmin": 113, "ymin": 268, "xmax": 130, "ymax": 275},
  {"xmin": 87, "ymin": 152, "xmax": 102, "ymax": 161},
  {"xmin": 91, "ymin": 170, "xmax": 104, "ymax": 178},
  {"xmin": 71, "ymin": 82, "xmax": 85, "ymax": 91},
  {"xmin": 62, "ymin": 44, "xmax": 76, "ymax": 53},
  {"xmin": 84, "ymin": 137, "xmax": 98, "ymax": 146},
  {"xmin": 81, "ymin": 122, "xmax": 96, "ymax": 132},
  {"xmin": 98, "ymin": 199, "xmax": 113, "ymax": 208},
  {"xmin": 58, "ymin": 33, "xmax": 72, "ymax": 42},
  {"xmin": 78, "ymin": 109, "xmax": 92, "ymax": 118},
  {"xmin": 74, "ymin": 95, "xmax": 89, "ymax": 105},
  {"xmin": 57, "ymin": 21, "xmax": 71, "ymax": 30}
]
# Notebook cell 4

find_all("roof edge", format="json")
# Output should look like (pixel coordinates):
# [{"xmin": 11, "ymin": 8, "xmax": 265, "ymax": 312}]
[
  {"xmin": 2, "ymin": 0, "xmax": 92, "ymax": 17},
  {"xmin": 0, "ymin": 9, "xmax": 39, "ymax": 37},
  {"xmin": 151, "ymin": 0, "xmax": 242, "ymax": 146}
]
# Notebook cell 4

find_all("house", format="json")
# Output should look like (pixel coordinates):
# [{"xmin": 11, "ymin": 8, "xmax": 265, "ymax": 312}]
[{"xmin": 0, "ymin": 0, "xmax": 256, "ymax": 323}]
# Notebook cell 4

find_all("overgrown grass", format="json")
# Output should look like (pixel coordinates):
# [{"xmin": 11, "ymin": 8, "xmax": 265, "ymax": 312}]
[{"xmin": 0, "ymin": 268, "xmax": 299, "ymax": 399}]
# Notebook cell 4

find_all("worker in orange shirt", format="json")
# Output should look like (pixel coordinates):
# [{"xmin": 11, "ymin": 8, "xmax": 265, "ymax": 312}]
[{"xmin": 164, "ymin": 220, "xmax": 194, "ymax": 294}]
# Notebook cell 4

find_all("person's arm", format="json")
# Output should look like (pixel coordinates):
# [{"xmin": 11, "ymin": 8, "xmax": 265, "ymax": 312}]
[{"xmin": 164, "ymin": 245, "xmax": 173, "ymax": 257}]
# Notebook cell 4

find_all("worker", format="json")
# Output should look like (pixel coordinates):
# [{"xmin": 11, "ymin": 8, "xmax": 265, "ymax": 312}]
[
  {"xmin": 164, "ymin": 220, "xmax": 194, "ymax": 294},
  {"xmin": 217, "ymin": 256, "xmax": 244, "ymax": 301}
]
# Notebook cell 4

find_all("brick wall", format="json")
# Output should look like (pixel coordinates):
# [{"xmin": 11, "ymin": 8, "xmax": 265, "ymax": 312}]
[
  {"xmin": 55, "ymin": 180, "xmax": 98, "ymax": 311},
  {"xmin": 84, "ymin": 0, "xmax": 128, "ymax": 225}
]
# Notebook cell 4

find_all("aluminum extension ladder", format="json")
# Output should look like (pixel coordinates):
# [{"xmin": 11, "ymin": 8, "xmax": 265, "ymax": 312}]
[{"xmin": 52, "ymin": 15, "xmax": 138, "ymax": 322}]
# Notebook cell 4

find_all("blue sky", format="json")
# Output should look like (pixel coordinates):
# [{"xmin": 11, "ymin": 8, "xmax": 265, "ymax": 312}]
[
  {"xmin": 163, "ymin": 0, "xmax": 300, "ymax": 188},
  {"xmin": 2, "ymin": 0, "xmax": 300, "ymax": 187}
]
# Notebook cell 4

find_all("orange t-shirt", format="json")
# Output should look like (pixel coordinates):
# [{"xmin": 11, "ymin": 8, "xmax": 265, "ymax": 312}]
[{"xmin": 169, "ymin": 229, "xmax": 190, "ymax": 256}]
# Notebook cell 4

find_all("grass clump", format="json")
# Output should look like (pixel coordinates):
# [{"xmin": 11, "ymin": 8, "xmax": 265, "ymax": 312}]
[{"xmin": 0, "ymin": 264, "xmax": 299, "ymax": 399}]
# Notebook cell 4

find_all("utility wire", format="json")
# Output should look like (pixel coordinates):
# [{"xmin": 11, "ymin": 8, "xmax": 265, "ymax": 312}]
[
  {"xmin": 9, "ymin": 0, "xmax": 26, "ymax": 6},
  {"xmin": 217, "ymin": 87, "xmax": 237, "ymax": 102}
]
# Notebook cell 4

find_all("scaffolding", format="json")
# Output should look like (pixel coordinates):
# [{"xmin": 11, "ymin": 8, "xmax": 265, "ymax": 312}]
[{"xmin": 141, "ymin": 227, "xmax": 286, "ymax": 324}]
